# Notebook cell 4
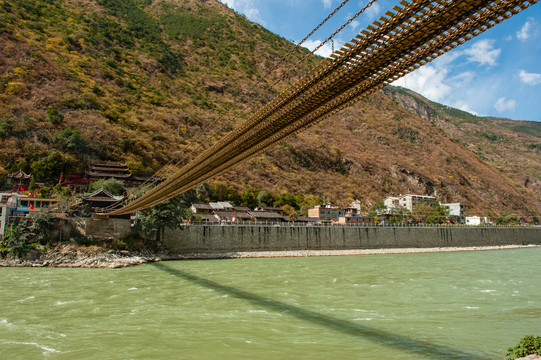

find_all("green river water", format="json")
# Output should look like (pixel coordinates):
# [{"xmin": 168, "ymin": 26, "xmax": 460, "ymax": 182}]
[{"xmin": 1, "ymin": 247, "xmax": 540, "ymax": 359}]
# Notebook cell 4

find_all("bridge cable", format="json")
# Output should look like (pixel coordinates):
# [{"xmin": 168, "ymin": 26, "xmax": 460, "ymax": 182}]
[
  {"xmin": 119, "ymin": 0, "xmax": 374, "ymax": 206},
  {"xmin": 113, "ymin": 0, "xmax": 380, "ymax": 212}
]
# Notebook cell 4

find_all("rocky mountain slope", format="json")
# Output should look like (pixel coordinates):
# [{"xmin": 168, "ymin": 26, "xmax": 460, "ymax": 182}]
[
  {"xmin": 383, "ymin": 86, "xmax": 541, "ymax": 201},
  {"xmin": 0, "ymin": 0, "xmax": 539, "ymax": 220}
]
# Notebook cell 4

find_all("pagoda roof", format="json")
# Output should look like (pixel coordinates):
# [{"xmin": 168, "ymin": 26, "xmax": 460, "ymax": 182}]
[
  {"xmin": 87, "ymin": 171, "xmax": 132, "ymax": 178},
  {"xmin": 82, "ymin": 187, "xmax": 125, "ymax": 202},
  {"xmin": 91, "ymin": 161, "xmax": 129, "ymax": 168},
  {"xmin": 8, "ymin": 169, "xmax": 31, "ymax": 179},
  {"xmin": 90, "ymin": 165, "xmax": 130, "ymax": 171}
]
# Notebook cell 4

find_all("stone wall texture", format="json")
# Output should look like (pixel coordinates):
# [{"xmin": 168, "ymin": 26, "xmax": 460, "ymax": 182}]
[
  {"xmin": 81, "ymin": 215, "xmax": 134, "ymax": 240},
  {"xmin": 163, "ymin": 225, "xmax": 541, "ymax": 253}
]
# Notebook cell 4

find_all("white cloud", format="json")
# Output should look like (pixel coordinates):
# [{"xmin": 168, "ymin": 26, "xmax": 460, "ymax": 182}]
[
  {"xmin": 452, "ymin": 100, "xmax": 478, "ymax": 115},
  {"xmin": 219, "ymin": 0, "xmax": 262, "ymax": 23},
  {"xmin": 517, "ymin": 18, "xmax": 537, "ymax": 41},
  {"xmin": 364, "ymin": 3, "xmax": 381, "ymax": 21},
  {"xmin": 519, "ymin": 70, "xmax": 541, "ymax": 85},
  {"xmin": 495, "ymin": 97, "xmax": 517, "ymax": 112},
  {"xmin": 303, "ymin": 39, "xmax": 335, "ymax": 58},
  {"xmin": 392, "ymin": 64, "xmax": 451, "ymax": 103},
  {"xmin": 349, "ymin": 20, "xmax": 360, "ymax": 31},
  {"xmin": 463, "ymin": 40, "xmax": 500, "ymax": 66},
  {"xmin": 322, "ymin": 0, "xmax": 332, "ymax": 9},
  {"xmin": 392, "ymin": 53, "xmax": 471, "ymax": 103}
]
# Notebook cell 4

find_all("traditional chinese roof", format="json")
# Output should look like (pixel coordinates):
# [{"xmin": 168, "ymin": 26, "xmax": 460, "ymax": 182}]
[
  {"xmin": 7, "ymin": 170, "xmax": 31, "ymax": 179},
  {"xmin": 87, "ymin": 171, "xmax": 132, "ymax": 178},
  {"xmin": 248, "ymin": 211, "xmax": 284, "ymax": 219},
  {"xmin": 82, "ymin": 187, "xmax": 124, "ymax": 202},
  {"xmin": 91, "ymin": 161, "xmax": 130, "ymax": 169},
  {"xmin": 254, "ymin": 206, "xmax": 284, "ymax": 214},
  {"xmin": 87, "ymin": 161, "xmax": 132, "ymax": 179},
  {"xmin": 191, "ymin": 203, "xmax": 214, "ymax": 211},
  {"xmin": 233, "ymin": 206, "xmax": 251, "ymax": 212},
  {"xmin": 209, "ymin": 201, "xmax": 233, "ymax": 209},
  {"xmin": 214, "ymin": 210, "xmax": 250, "ymax": 219}
]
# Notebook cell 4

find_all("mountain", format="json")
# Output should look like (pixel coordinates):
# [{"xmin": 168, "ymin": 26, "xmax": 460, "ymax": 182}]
[
  {"xmin": 0, "ymin": 0, "xmax": 539, "ymax": 219},
  {"xmin": 383, "ymin": 86, "xmax": 541, "ymax": 201}
]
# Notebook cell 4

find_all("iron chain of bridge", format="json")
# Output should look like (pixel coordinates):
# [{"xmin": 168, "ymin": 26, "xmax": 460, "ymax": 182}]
[{"xmin": 111, "ymin": 0, "xmax": 538, "ymax": 215}]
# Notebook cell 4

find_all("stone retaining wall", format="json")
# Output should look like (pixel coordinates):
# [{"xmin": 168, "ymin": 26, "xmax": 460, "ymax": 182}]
[
  {"xmin": 163, "ymin": 225, "xmax": 541, "ymax": 253},
  {"xmin": 81, "ymin": 215, "xmax": 134, "ymax": 240}
]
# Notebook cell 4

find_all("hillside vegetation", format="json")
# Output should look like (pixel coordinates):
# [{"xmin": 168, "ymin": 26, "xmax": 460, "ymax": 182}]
[
  {"xmin": 1, "ymin": 0, "xmax": 539, "ymax": 220},
  {"xmin": 384, "ymin": 87, "xmax": 541, "ymax": 202}
]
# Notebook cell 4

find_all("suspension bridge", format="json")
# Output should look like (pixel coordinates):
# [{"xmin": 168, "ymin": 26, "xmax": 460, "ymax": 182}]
[{"xmin": 110, "ymin": 0, "xmax": 538, "ymax": 215}]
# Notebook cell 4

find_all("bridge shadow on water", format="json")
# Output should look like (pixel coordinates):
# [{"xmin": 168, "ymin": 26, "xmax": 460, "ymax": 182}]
[{"xmin": 151, "ymin": 262, "xmax": 486, "ymax": 360}]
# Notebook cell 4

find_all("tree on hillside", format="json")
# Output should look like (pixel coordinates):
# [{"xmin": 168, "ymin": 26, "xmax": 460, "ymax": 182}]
[
  {"xmin": 368, "ymin": 201, "xmax": 387, "ymax": 217},
  {"xmin": 195, "ymin": 183, "xmax": 211, "ymax": 202},
  {"xmin": 87, "ymin": 178, "xmax": 125, "ymax": 196},
  {"xmin": 135, "ymin": 191, "xmax": 196, "ymax": 243},
  {"xmin": 411, "ymin": 203, "xmax": 431, "ymax": 223},
  {"xmin": 240, "ymin": 188, "xmax": 259, "ymax": 209},
  {"xmin": 389, "ymin": 206, "xmax": 410, "ymax": 225},
  {"xmin": 31, "ymin": 150, "xmax": 76, "ymax": 182},
  {"xmin": 299, "ymin": 194, "xmax": 324, "ymax": 216},
  {"xmin": 425, "ymin": 203, "xmax": 450, "ymax": 224},
  {"xmin": 495, "ymin": 211, "xmax": 520, "ymax": 225},
  {"xmin": 412, "ymin": 203, "xmax": 450, "ymax": 224},
  {"xmin": 257, "ymin": 190, "xmax": 272, "ymax": 206}
]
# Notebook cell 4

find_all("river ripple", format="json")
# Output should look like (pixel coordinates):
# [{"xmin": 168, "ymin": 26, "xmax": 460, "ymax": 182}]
[{"xmin": 1, "ymin": 247, "xmax": 539, "ymax": 359}]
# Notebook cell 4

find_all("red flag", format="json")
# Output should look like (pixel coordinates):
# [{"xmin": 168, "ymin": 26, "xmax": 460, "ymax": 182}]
[{"xmin": 30, "ymin": 204, "xmax": 34, "ymax": 210}]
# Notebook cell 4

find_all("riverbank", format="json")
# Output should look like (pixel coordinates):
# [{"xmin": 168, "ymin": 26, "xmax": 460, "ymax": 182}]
[{"xmin": 0, "ymin": 244, "xmax": 537, "ymax": 268}]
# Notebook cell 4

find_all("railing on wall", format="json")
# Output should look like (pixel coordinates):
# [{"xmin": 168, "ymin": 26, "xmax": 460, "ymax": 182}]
[{"xmin": 181, "ymin": 220, "xmax": 540, "ymax": 229}]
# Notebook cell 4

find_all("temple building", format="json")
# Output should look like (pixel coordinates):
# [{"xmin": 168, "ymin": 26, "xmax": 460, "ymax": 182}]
[
  {"xmin": 7, "ymin": 170, "xmax": 32, "ymax": 191},
  {"xmin": 87, "ymin": 162, "xmax": 132, "ymax": 181},
  {"xmin": 81, "ymin": 187, "xmax": 125, "ymax": 213}
]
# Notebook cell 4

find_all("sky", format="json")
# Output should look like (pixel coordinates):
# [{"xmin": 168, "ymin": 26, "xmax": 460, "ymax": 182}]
[{"xmin": 219, "ymin": 0, "xmax": 541, "ymax": 121}]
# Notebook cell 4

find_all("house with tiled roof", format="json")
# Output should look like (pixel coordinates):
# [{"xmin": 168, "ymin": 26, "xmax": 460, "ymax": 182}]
[
  {"xmin": 248, "ymin": 211, "xmax": 286, "ymax": 222},
  {"xmin": 81, "ymin": 187, "xmax": 124, "ymax": 212}
]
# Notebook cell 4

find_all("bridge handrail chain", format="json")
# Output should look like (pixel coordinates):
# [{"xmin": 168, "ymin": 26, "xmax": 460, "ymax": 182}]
[{"xmin": 112, "ymin": 0, "xmax": 538, "ymax": 215}]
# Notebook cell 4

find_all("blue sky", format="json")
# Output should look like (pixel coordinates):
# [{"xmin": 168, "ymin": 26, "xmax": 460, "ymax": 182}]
[{"xmin": 219, "ymin": 0, "xmax": 541, "ymax": 121}]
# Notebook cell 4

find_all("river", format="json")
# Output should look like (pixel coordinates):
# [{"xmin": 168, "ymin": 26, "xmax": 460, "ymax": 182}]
[{"xmin": 1, "ymin": 247, "xmax": 539, "ymax": 359}]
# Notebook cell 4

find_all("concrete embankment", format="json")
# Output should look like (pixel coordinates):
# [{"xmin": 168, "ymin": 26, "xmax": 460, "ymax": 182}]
[{"xmin": 163, "ymin": 225, "xmax": 541, "ymax": 253}]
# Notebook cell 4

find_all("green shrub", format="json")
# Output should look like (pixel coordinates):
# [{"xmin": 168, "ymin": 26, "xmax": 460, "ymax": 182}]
[
  {"xmin": 52, "ymin": 128, "xmax": 88, "ymax": 153},
  {"xmin": 31, "ymin": 150, "xmax": 75, "ymax": 182},
  {"xmin": 0, "ymin": 211, "xmax": 52, "ymax": 257},
  {"xmin": 0, "ymin": 118, "xmax": 15, "ymax": 138},
  {"xmin": 0, "ymin": 224, "xmax": 25, "ymax": 257},
  {"xmin": 46, "ymin": 108, "xmax": 64, "ymax": 126},
  {"xmin": 507, "ymin": 335, "xmax": 541, "ymax": 359},
  {"xmin": 88, "ymin": 178, "xmax": 125, "ymax": 196}
]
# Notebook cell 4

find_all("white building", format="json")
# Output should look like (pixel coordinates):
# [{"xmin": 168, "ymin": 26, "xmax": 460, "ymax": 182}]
[
  {"xmin": 384, "ymin": 194, "xmax": 436, "ymax": 212},
  {"xmin": 440, "ymin": 202, "xmax": 465, "ymax": 217},
  {"xmin": 349, "ymin": 200, "xmax": 362, "ymax": 215},
  {"xmin": 0, "ymin": 204, "xmax": 8, "ymax": 237},
  {"xmin": 465, "ymin": 216, "xmax": 489, "ymax": 226}
]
